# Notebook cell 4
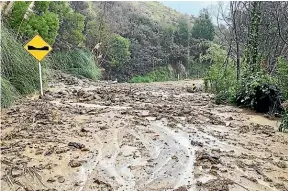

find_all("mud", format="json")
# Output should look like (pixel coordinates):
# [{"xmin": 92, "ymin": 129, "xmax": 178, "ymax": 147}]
[{"xmin": 1, "ymin": 72, "xmax": 288, "ymax": 191}]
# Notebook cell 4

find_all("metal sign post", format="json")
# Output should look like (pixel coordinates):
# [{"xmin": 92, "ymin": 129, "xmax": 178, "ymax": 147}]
[
  {"xmin": 38, "ymin": 62, "xmax": 43, "ymax": 96},
  {"xmin": 24, "ymin": 34, "xmax": 52, "ymax": 97}
]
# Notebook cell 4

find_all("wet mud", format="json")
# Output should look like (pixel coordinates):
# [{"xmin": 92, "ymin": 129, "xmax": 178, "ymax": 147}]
[{"xmin": 1, "ymin": 73, "xmax": 288, "ymax": 191}]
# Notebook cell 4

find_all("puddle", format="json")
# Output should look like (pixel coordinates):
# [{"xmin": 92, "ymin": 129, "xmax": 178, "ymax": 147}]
[{"xmin": 248, "ymin": 115, "xmax": 279, "ymax": 129}]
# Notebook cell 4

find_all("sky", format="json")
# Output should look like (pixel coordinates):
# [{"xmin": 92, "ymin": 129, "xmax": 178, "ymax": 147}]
[{"xmin": 159, "ymin": 1, "xmax": 219, "ymax": 16}]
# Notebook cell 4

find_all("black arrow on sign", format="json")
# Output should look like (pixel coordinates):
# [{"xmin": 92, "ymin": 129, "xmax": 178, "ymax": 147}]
[{"xmin": 28, "ymin": 45, "xmax": 49, "ymax": 51}]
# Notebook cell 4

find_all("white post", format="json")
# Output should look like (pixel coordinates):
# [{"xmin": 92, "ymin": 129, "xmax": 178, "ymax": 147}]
[{"xmin": 38, "ymin": 62, "xmax": 43, "ymax": 96}]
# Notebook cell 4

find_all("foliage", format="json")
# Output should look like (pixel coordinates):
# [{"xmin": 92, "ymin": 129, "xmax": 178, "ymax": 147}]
[
  {"xmin": 175, "ymin": 18, "xmax": 189, "ymax": 47},
  {"xmin": 1, "ymin": 77, "xmax": 19, "ymax": 108},
  {"xmin": 6, "ymin": 1, "xmax": 59, "ymax": 45},
  {"xmin": 49, "ymin": 1, "xmax": 71, "ymax": 21},
  {"xmin": 49, "ymin": 1, "xmax": 86, "ymax": 49},
  {"xmin": 86, "ymin": 20, "xmax": 110, "ymax": 50},
  {"xmin": 5, "ymin": 1, "xmax": 30, "ymax": 29},
  {"xmin": 49, "ymin": 49, "xmax": 100, "ymax": 81},
  {"xmin": 244, "ymin": 2, "xmax": 261, "ymax": 74},
  {"xmin": 191, "ymin": 9, "xmax": 214, "ymax": 41},
  {"xmin": 1, "ymin": 26, "xmax": 45, "ymax": 107},
  {"xmin": 235, "ymin": 72, "xmax": 283, "ymax": 113},
  {"xmin": 203, "ymin": 43, "xmax": 236, "ymax": 104},
  {"xmin": 60, "ymin": 12, "xmax": 85, "ymax": 46},
  {"xmin": 277, "ymin": 57, "xmax": 288, "ymax": 100},
  {"xmin": 108, "ymin": 34, "xmax": 131, "ymax": 67},
  {"xmin": 130, "ymin": 67, "xmax": 175, "ymax": 83},
  {"xmin": 279, "ymin": 110, "xmax": 288, "ymax": 132}
]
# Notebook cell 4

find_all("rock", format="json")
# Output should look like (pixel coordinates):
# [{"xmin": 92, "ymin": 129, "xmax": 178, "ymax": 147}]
[
  {"xmin": 80, "ymin": 128, "xmax": 89, "ymax": 132},
  {"xmin": 11, "ymin": 168, "xmax": 22, "ymax": 178},
  {"xmin": 171, "ymin": 155, "xmax": 178, "ymax": 161},
  {"xmin": 173, "ymin": 186, "xmax": 188, "ymax": 191},
  {"xmin": 44, "ymin": 148, "xmax": 54, "ymax": 156},
  {"xmin": 100, "ymin": 126, "xmax": 108, "ymax": 130},
  {"xmin": 263, "ymin": 175, "xmax": 273, "ymax": 182},
  {"xmin": 191, "ymin": 140, "xmax": 203, "ymax": 147},
  {"xmin": 225, "ymin": 116, "xmax": 233, "ymax": 121},
  {"xmin": 225, "ymin": 122, "xmax": 231, "ymax": 127},
  {"xmin": 277, "ymin": 161, "xmax": 287, "ymax": 169},
  {"xmin": 68, "ymin": 142, "xmax": 85, "ymax": 149},
  {"xmin": 69, "ymin": 160, "xmax": 82, "ymax": 168},
  {"xmin": 81, "ymin": 147, "xmax": 90, "ymax": 152},
  {"xmin": 47, "ymin": 177, "xmax": 56, "ymax": 183},
  {"xmin": 58, "ymin": 176, "xmax": 65, "ymax": 183}
]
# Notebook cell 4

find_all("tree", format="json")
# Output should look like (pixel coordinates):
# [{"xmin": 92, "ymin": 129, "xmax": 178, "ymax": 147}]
[
  {"xmin": 6, "ymin": 1, "xmax": 59, "ymax": 44},
  {"xmin": 107, "ymin": 34, "xmax": 130, "ymax": 67},
  {"xmin": 49, "ymin": 2, "xmax": 85, "ymax": 49},
  {"xmin": 175, "ymin": 18, "xmax": 189, "ymax": 47},
  {"xmin": 245, "ymin": 2, "xmax": 261, "ymax": 74},
  {"xmin": 191, "ymin": 9, "xmax": 215, "ymax": 41}
]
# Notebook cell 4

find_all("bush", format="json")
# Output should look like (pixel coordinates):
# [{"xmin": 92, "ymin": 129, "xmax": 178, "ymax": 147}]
[
  {"xmin": 49, "ymin": 49, "xmax": 100, "ymax": 81},
  {"xmin": 1, "ymin": 26, "xmax": 44, "ymax": 107},
  {"xmin": 236, "ymin": 72, "xmax": 283, "ymax": 114},
  {"xmin": 129, "ymin": 66, "xmax": 175, "ymax": 83}
]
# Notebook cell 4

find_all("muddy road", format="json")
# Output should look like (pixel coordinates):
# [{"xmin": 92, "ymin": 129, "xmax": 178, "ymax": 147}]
[{"xmin": 1, "ymin": 73, "xmax": 288, "ymax": 191}]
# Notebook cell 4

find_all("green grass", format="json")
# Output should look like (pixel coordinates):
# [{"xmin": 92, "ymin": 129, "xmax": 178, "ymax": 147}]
[
  {"xmin": 130, "ymin": 66, "xmax": 175, "ymax": 83},
  {"xmin": 1, "ymin": 26, "xmax": 44, "ymax": 107},
  {"xmin": 49, "ymin": 49, "xmax": 100, "ymax": 81}
]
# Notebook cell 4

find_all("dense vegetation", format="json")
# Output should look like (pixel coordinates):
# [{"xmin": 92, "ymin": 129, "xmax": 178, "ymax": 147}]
[
  {"xmin": 204, "ymin": 2, "xmax": 288, "ymax": 131},
  {"xmin": 1, "ymin": 26, "xmax": 44, "ymax": 107}
]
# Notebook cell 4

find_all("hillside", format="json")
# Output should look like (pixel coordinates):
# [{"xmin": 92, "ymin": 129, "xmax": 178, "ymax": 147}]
[{"xmin": 85, "ymin": 1, "xmax": 201, "ymax": 82}]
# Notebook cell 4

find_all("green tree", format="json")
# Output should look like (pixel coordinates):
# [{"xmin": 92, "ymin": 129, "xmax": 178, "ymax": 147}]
[
  {"xmin": 191, "ymin": 9, "xmax": 214, "ymax": 41},
  {"xmin": 61, "ymin": 12, "xmax": 85, "ymax": 46},
  {"xmin": 108, "ymin": 34, "xmax": 130, "ymax": 67},
  {"xmin": 86, "ymin": 20, "xmax": 110, "ymax": 50},
  {"xmin": 6, "ymin": 1, "xmax": 59, "ymax": 44},
  {"xmin": 49, "ymin": 2, "xmax": 86, "ymax": 49},
  {"xmin": 34, "ymin": 1, "xmax": 50, "ymax": 15},
  {"xmin": 175, "ymin": 18, "xmax": 189, "ymax": 47}
]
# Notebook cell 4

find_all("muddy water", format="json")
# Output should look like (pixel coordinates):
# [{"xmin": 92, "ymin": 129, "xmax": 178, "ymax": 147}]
[{"xmin": 1, "ymin": 74, "xmax": 288, "ymax": 191}]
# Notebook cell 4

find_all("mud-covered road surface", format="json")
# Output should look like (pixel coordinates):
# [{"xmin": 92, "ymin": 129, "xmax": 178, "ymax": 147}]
[{"xmin": 1, "ymin": 73, "xmax": 288, "ymax": 191}]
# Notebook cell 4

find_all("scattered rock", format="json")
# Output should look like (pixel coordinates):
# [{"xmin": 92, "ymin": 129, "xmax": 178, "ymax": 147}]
[
  {"xmin": 68, "ymin": 142, "xmax": 85, "ymax": 149},
  {"xmin": 276, "ymin": 161, "xmax": 287, "ymax": 169},
  {"xmin": 47, "ymin": 177, "xmax": 56, "ymax": 183},
  {"xmin": 11, "ymin": 168, "xmax": 22, "ymax": 178},
  {"xmin": 68, "ymin": 160, "xmax": 83, "ymax": 168},
  {"xmin": 191, "ymin": 140, "xmax": 203, "ymax": 147},
  {"xmin": 263, "ymin": 175, "xmax": 273, "ymax": 182},
  {"xmin": 81, "ymin": 127, "xmax": 89, "ymax": 132},
  {"xmin": 58, "ymin": 176, "xmax": 65, "ymax": 183},
  {"xmin": 173, "ymin": 186, "xmax": 188, "ymax": 191}
]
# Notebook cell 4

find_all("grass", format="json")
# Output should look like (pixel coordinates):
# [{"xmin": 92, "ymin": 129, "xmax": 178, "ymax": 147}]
[
  {"xmin": 49, "ymin": 49, "xmax": 100, "ymax": 81},
  {"xmin": 129, "ymin": 66, "xmax": 175, "ymax": 83},
  {"xmin": 1, "ymin": 25, "xmax": 44, "ymax": 107}
]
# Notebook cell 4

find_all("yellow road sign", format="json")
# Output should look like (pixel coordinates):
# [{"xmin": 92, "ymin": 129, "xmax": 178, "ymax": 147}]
[{"xmin": 24, "ymin": 34, "xmax": 52, "ymax": 62}]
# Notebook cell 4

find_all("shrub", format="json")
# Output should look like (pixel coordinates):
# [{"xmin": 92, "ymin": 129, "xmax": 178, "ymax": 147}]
[
  {"xmin": 49, "ymin": 49, "xmax": 100, "ymax": 81},
  {"xmin": 236, "ymin": 72, "xmax": 283, "ymax": 114}
]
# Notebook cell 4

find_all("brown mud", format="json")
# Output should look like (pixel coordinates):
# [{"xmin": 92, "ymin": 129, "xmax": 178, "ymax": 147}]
[{"xmin": 1, "ymin": 73, "xmax": 288, "ymax": 191}]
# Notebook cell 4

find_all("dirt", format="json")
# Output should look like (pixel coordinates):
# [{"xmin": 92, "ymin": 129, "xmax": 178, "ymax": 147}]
[{"xmin": 1, "ymin": 72, "xmax": 288, "ymax": 191}]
